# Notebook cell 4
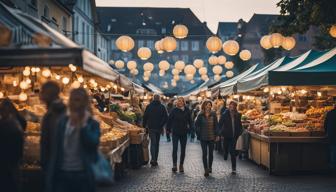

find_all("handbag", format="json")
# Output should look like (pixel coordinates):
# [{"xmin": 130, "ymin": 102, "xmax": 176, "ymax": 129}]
[{"xmin": 91, "ymin": 151, "xmax": 114, "ymax": 185}]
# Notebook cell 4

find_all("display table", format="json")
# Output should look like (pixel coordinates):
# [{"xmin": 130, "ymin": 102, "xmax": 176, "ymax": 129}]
[{"xmin": 248, "ymin": 132, "xmax": 329, "ymax": 175}]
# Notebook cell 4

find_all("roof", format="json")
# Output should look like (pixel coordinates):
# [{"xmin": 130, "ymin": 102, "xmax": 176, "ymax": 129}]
[
  {"xmin": 216, "ymin": 22, "xmax": 237, "ymax": 36},
  {"xmin": 245, "ymin": 13, "xmax": 278, "ymax": 33},
  {"xmin": 96, "ymin": 7, "xmax": 213, "ymax": 37}
]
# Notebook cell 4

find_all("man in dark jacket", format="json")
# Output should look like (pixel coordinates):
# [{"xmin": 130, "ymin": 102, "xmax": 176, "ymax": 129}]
[
  {"xmin": 217, "ymin": 101, "xmax": 243, "ymax": 174},
  {"xmin": 143, "ymin": 94, "xmax": 168, "ymax": 166},
  {"xmin": 324, "ymin": 103, "xmax": 336, "ymax": 172},
  {"xmin": 39, "ymin": 81, "xmax": 66, "ymax": 171},
  {"xmin": 166, "ymin": 97, "xmax": 193, "ymax": 173}
]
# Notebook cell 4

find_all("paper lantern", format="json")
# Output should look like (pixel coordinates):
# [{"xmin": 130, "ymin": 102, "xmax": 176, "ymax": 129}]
[
  {"xmin": 130, "ymin": 69, "xmax": 139, "ymax": 75},
  {"xmin": 143, "ymin": 62, "xmax": 154, "ymax": 72},
  {"xmin": 144, "ymin": 71, "xmax": 151, "ymax": 77},
  {"xmin": 208, "ymin": 55, "xmax": 218, "ymax": 65},
  {"xmin": 19, "ymin": 92, "xmax": 28, "ymax": 101},
  {"xmin": 281, "ymin": 36, "xmax": 296, "ymax": 50},
  {"xmin": 69, "ymin": 64, "xmax": 77, "ymax": 72},
  {"xmin": 260, "ymin": 35, "xmax": 272, "ymax": 49},
  {"xmin": 173, "ymin": 24, "xmax": 188, "ymax": 39},
  {"xmin": 175, "ymin": 60, "xmax": 185, "ymax": 71},
  {"xmin": 214, "ymin": 75, "xmax": 221, "ymax": 81},
  {"xmin": 116, "ymin": 35, "xmax": 134, "ymax": 52},
  {"xmin": 185, "ymin": 74, "xmax": 194, "ymax": 81},
  {"xmin": 159, "ymin": 60, "xmax": 170, "ymax": 71},
  {"xmin": 155, "ymin": 40, "xmax": 164, "ymax": 53},
  {"xmin": 172, "ymin": 68, "xmax": 180, "ymax": 75},
  {"xmin": 270, "ymin": 33, "xmax": 283, "ymax": 48},
  {"xmin": 159, "ymin": 70, "xmax": 165, "ymax": 76},
  {"xmin": 193, "ymin": 59, "xmax": 204, "ymax": 69},
  {"xmin": 226, "ymin": 70, "xmax": 234, "ymax": 78},
  {"xmin": 143, "ymin": 76, "xmax": 149, "ymax": 81},
  {"xmin": 206, "ymin": 36, "xmax": 222, "ymax": 53},
  {"xmin": 42, "ymin": 68, "xmax": 51, "ymax": 77},
  {"xmin": 71, "ymin": 81, "xmax": 81, "ymax": 89},
  {"xmin": 137, "ymin": 47, "xmax": 152, "ymax": 60},
  {"xmin": 20, "ymin": 81, "xmax": 29, "ymax": 90},
  {"xmin": 212, "ymin": 65, "xmax": 223, "ymax": 75},
  {"xmin": 184, "ymin": 65, "xmax": 196, "ymax": 75},
  {"xmin": 62, "ymin": 77, "xmax": 70, "ymax": 85},
  {"xmin": 217, "ymin": 55, "xmax": 227, "ymax": 65},
  {"xmin": 330, "ymin": 25, "xmax": 336, "ymax": 38},
  {"xmin": 173, "ymin": 75, "xmax": 180, "ymax": 81},
  {"xmin": 224, "ymin": 61, "xmax": 234, "ymax": 69},
  {"xmin": 77, "ymin": 76, "xmax": 84, "ymax": 83},
  {"xmin": 127, "ymin": 61, "xmax": 137, "ymax": 70},
  {"xmin": 201, "ymin": 75, "xmax": 209, "ymax": 81},
  {"xmin": 162, "ymin": 36, "xmax": 177, "ymax": 52},
  {"xmin": 115, "ymin": 60, "xmax": 125, "ymax": 69},
  {"xmin": 223, "ymin": 40, "xmax": 239, "ymax": 56},
  {"xmin": 198, "ymin": 67, "xmax": 207, "ymax": 75},
  {"xmin": 239, "ymin": 50, "xmax": 251, "ymax": 61},
  {"xmin": 23, "ymin": 69, "xmax": 30, "ymax": 76},
  {"xmin": 171, "ymin": 80, "xmax": 177, "ymax": 87}
]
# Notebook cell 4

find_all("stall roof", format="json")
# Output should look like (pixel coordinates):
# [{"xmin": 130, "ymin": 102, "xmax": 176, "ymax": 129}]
[
  {"xmin": 268, "ymin": 47, "xmax": 336, "ymax": 86},
  {"xmin": 0, "ymin": 2, "xmax": 144, "ymax": 93}
]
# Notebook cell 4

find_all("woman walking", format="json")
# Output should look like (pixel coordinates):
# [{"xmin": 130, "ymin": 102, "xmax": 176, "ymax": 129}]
[
  {"xmin": 195, "ymin": 100, "xmax": 218, "ymax": 177},
  {"xmin": 46, "ymin": 88, "xmax": 100, "ymax": 192},
  {"xmin": 167, "ymin": 97, "xmax": 193, "ymax": 173}
]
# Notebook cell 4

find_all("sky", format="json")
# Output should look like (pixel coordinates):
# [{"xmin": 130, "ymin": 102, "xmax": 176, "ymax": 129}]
[{"xmin": 96, "ymin": 0, "xmax": 280, "ymax": 33}]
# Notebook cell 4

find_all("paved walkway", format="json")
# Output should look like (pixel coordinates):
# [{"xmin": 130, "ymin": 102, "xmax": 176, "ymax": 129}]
[{"xmin": 100, "ymin": 139, "xmax": 336, "ymax": 192}]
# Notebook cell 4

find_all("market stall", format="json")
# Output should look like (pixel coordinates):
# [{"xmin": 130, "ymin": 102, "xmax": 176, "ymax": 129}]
[{"xmin": 219, "ymin": 48, "xmax": 336, "ymax": 174}]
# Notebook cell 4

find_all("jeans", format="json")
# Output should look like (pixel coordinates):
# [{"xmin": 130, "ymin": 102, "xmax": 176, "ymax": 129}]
[
  {"xmin": 55, "ymin": 170, "xmax": 94, "ymax": 192},
  {"xmin": 201, "ymin": 140, "xmax": 214, "ymax": 170},
  {"xmin": 149, "ymin": 131, "xmax": 161, "ymax": 162},
  {"xmin": 172, "ymin": 134, "xmax": 187, "ymax": 165},
  {"xmin": 223, "ymin": 138, "xmax": 238, "ymax": 170}
]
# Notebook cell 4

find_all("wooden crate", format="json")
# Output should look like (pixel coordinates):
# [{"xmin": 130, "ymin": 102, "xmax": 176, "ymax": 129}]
[
  {"xmin": 270, "ymin": 131, "xmax": 290, "ymax": 136},
  {"xmin": 290, "ymin": 131, "xmax": 310, "ymax": 137}
]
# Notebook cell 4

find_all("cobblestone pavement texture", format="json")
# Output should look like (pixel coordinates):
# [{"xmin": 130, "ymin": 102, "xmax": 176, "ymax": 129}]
[{"xmin": 99, "ymin": 138, "xmax": 336, "ymax": 192}]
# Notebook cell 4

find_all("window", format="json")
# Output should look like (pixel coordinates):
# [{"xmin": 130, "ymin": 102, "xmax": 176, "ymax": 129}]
[
  {"xmin": 75, "ymin": 16, "xmax": 79, "ymax": 41},
  {"xmin": 175, "ymin": 41, "xmax": 180, "ymax": 51},
  {"xmin": 82, "ymin": 22, "xmax": 85, "ymax": 44},
  {"xmin": 191, "ymin": 41, "xmax": 199, "ymax": 51},
  {"xmin": 43, "ymin": 5, "xmax": 49, "ymax": 18},
  {"xmin": 62, "ymin": 16, "xmax": 67, "ymax": 34},
  {"xmin": 31, "ymin": 0, "xmax": 37, "ymax": 7},
  {"xmin": 161, "ymin": 27, "xmax": 166, "ymax": 34},
  {"xmin": 147, "ymin": 40, "xmax": 154, "ymax": 49},
  {"xmin": 172, "ymin": 55, "xmax": 179, "ymax": 62},
  {"xmin": 299, "ymin": 35, "xmax": 307, "ymax": 42},
  {"xmin": 111, "ymin": 39, "xmax": 117, "ymax": 50},
  {"xmin": 181, "ymin": 41, "xmax": 188, "ymax": 51},
  {"xmin": 182, "ymin": 55, "xmax": 189, "ymax": 63},
  {"xmin": 138, "ymin": 40, "xmax": 145, "ymax": 48}
]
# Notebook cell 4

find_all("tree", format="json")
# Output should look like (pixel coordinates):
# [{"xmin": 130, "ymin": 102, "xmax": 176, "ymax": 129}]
[{"xmin": 272, "ymin": 0, "xmax": 336, "ymax": 49}]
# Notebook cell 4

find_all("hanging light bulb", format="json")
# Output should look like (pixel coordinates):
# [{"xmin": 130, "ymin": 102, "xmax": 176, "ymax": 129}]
[
  {"xmin": 0, "ymin": 91, "xmax": 4, "ymax": 99},
  {"xmin": 69, "ymin": 64, "xmax": 77, "ymax": 72},
  {"xmin": 20, "ymin": 81, "xmax": 29, "ymax": 90},
  {"xmin": 121, "ymin": 87, "xmax": 125, "ymax": 92},
  {"xmin": 19, "ymin": 92, "xmax": 28, "ymax": 101},
  {"xmin": 23, "ymin": 69, "xmax": 30, "ymax": 76},
  {"xmin": 13, "ymin": 81, "xmax": 18, "ymax": 87},
  {"xmin": 62, "ymin": 77, "xmax": 70, "ymax": 85},
  {"xmin": 42, "ymin": 68, "xmax": 51, "ymax": 77},
  {"xmin": 25, "ymin": 78, "xmax": 31, "ymax": 84},
  {"xmin": 78, "ymin": 76, "xmax": 84, "ymax": 83}
]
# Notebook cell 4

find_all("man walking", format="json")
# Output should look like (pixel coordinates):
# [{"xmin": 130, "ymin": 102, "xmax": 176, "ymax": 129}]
[
  {"xmin": 217, "ymin": 101, "xmax": 243, "ymax": 174},
  {"xmin": 143, "ymin": 94, "xmax": 168, "ymax": 166}
]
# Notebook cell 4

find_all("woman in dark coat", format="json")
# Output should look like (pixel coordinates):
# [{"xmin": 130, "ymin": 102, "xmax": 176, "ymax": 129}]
[
  {"xmin": 46, "ymin": 88, "xmax": 100, "ymax": 192},
  {"xmin": 195, "ymin": 100, "xmax": 218, "ymax": 177},
  {"xmin": 0, "ymin": 98, "xmax": 26, "ymax": 192},
  {"xmin": 166, "ymin": 97, "xmax": 193, "ymax": 173}
]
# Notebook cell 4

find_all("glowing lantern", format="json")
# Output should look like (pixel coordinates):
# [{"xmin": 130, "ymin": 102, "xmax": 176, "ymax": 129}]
[
  {"xmin": 137, "ymin": 47, "xmax": 152, "ymax": 60},
  {"xmin": 144, "ymin": 71, "xmax": 151, "ymax": 77},
  {"xmin": 78, "ymin": 76, "xmax": 84, "ymax": 83},
  {"xmin": 173, "ymin": 75, "xmax": 180, "ymax": 81},
  {"xmin": 19, "ymin": 92, "xmax": 28, "ymax": 101},
  {"xmin": 212, "ymin": 65, "xmax": 223, "ymax": 75},
  {"xmin": 214, "ymin": 75, "xmax": 221, "ymax": 81},
  {"xmin": 62, "ymin": 77, "xmax": 70, "ymax": 85},
  {"xmin": 71, "ymin": 81, "xmax": 81, "ymax": 89},
  {"xmin": 127, "ymin": 60, "xmax": 137, "ymax": 70},
  {"xmin": 223, "ymin": 40, "xmax": 239, "ymax": 56},
  {"xmin": 69, "ymin": 64, "xmax": 77, "ymax": 72},
  {"xmin": 198, "ymin": 67, "xmax": 207, "ymax": 75},
  {"xmin": 281, "ymin": 36, "xmax": 296, "ymax": 51},
  {"xmin": 23, "ymin": 69, "xmax": 30, "ymax": 76},
  {"xmin": 330, "ymin": 25, "xmax": 336, "ymax": 38},
  {"xmin": 155, "ymin": 40, "xmax": 164, "ymax": 53},
  {"xmin": 159, "ymin": 60, "xmax": 170, "ymax": 71},
  {"xmin": 225, "ymin": 61, "xmax": 234, "ymax": 69},
  {"xmin": 171, "ymin": 80, "xmax": 177, "ymax": 87},
  {"xmin": 143, "ymin": 62, "xmax": 154, "ymax": 72},
  {"xmin": 162, "ymin": 36, "xmax": 177, "ymax": 52},
  {"xmin": 193, "ymin": 59, "xmax": 204, "ymax": 69},
  {"xmin": 239, "ymin": 50, "xmax": 251, "ymax": 61},
  {"xmin": 115, "ymin": 60, "xmax": 125, "ymax": 69},
  {"xmin": 0, "ymin": 91, "xmax": 3, "ymax": 99},
  {"xmin": 226, "ymin": 70, "xmax": 234, "ymax": 78},
  {"xmin": 185, "ymin": 74, "xmax": 194, "ymax": 81},
  {"xmin": 270, "ymin": 33, "xmax": 283, "ymax": 48},
  {"xmin": 175, "ymin": 60, "xmax": 185, "ymax": 71},
  {"xmin": 201, "ymin": 75, "xmax": 209, "ymax": 81},
  {"xmin": 208, "ymin": 55, "xmax": 218, "ymax": 65},
  {"xmin": 172, "ymin": 68, "xmax": 180, "ymax": 75},
  {"xmin": 42, "ymin": 68, "xmax": 51, "ymax": 77},
  {"xmin": 184, "ymin": 65, "xmax": 196, "ymax": 75},
  {"xmin": 260, "ymin": 35, "xmax": 272, "ymax": 49},
  {"xmin": 217, "ymin": 55, "xmax": 227, "ymax": 65},
  {"xmin": 159, "ymin": 70, "xmax": 165, "ymax": 76},
  {"xmin": 131, "ymin": 69, "xmax": 139, "ymax": 75},
  {"xmin": 143, "ymin": 76, "xmax": 149, "ymax": 81},
  {"xmin": 173, "ymin": 24, "xmax": 188, "ymax": 39},
  {"xmin": 206, "ymin": 36, "xmax": 222, "ymax": 53},
  {"xmin": 116, "ymin": 35, "xmax": 135, "ymax": 52},
  {"xmin": 20, "ymin": 81, "xmax": 29, "ymax": 90}
]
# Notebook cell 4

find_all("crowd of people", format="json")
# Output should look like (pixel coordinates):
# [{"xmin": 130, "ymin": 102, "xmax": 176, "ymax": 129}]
[{"xmin": 1, "ymin": 80, "xmax": 336, "ymax": 192}]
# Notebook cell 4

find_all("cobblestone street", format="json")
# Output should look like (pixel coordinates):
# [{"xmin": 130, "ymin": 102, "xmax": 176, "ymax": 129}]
[{"xmin": 99, "ymin": 138, "xmax": 336, "ymax": 192}]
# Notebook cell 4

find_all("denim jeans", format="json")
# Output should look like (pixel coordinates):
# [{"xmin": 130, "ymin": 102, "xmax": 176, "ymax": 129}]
[
  {"xmin": 201, "ymin": 140, "xmax": 214, "ymax": 170},
  {"xmin": 149, "ymin": 131, "xmax": 161, "ymax": 162},
  {"xmin": 172, "ymin": 134, "xmax": 187, "ymax": 165},
  {"xmin": 55, "ymin": 170, "xmax": 93, "ymax": 192},
  {"xmin": 223, "ymin": 138, "xmax": 238, "ymax": 170}
]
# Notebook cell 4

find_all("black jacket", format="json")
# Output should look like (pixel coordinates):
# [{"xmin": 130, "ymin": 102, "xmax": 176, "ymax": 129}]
[
  {"xmin": 166, "ymin": 107, "xmax": 193, "ymax": 136},
  {"xmin": 40, "ymin": 99, "xmax": 66, "ymax": 169},
  {"xmin": 324, "ymin": 107, "xmax": 336, "ymax": 144},
  {"xmin": 143, "ymin": 100, "xmax": 168, "ymax": 133},
  {"xmin": 195, "ymin": 112, "xmax": 218, "ymax": 141},
  {"xmin": 217, "ymin": 109, "xmax": 243, "ymax": 138}
]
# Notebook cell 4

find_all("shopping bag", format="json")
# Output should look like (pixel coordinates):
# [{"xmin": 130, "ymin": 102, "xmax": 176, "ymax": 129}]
[{"xmin": 91, "ymin": 151, "xmax": 114, "ymax": 185}]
